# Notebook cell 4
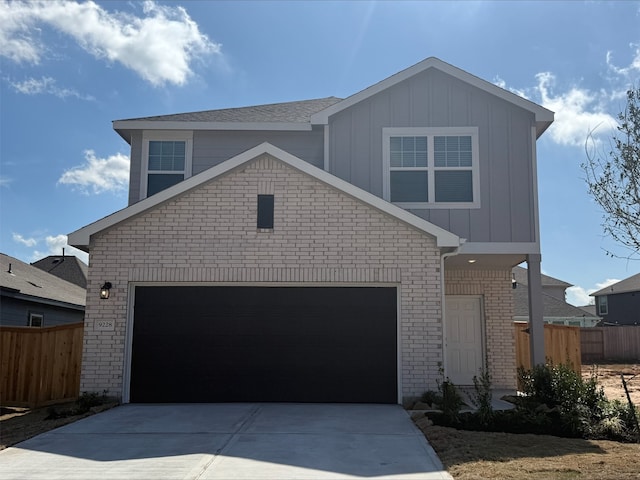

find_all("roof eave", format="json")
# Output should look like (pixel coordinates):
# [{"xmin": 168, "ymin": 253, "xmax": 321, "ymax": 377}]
[
  {"xmin": 0, "ymin": 289, "xmax": 86, "ymax": 310},
  {"xmin": 113, "ymin": 120, "xmax": 312, "ymax": 135}
]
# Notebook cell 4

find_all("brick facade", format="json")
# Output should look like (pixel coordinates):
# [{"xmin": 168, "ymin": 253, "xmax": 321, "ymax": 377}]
[{"xmin": 83, "ymin": 154, "xmax": 446, "ymax": 402}]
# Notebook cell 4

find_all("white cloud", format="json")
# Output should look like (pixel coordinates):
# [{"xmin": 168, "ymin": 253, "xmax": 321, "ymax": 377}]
[
  {"xmin": 58, "ymin": 150, "xmax": 129, "ymax": 194},
  {"xmin": 606, "ymin": 45, "xmax": 640, "ymax": 80},
  {"xmin": 595, "ymin": 278, "xmax": 621, "ymax": 291},
  {"xmin": 12, "ymin": 233, "xmax": 37, "ymax": 247},
  {"xmin": 496, "ymin": 47, "xmax": 640, "ymax": 150},
  {"xmin": 0, "ymin": 0, "xmax": 221, "ymax": 86},
  {"xmin": 535, "ymin": 72, "xmax": 618, "ymax": 148},
  {"xmin": 493, "ymin": 75, "xmax": 529, "ymax": 99},
  {"xmin": 566, "ymin": 278, "xmax": 621, "ymax": 307},
  {"xmin": 32, "ymin": 234, "xmax": 88, "ymax": 264},
  {"xmin": 8, "ymin": 76, "xmax": 94, "ymax": 100}
]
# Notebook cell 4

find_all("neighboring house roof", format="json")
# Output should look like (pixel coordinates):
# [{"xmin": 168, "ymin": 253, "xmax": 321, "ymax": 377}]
[
  {"xmin": 591, "ymin": 273, "xmax": 640, "ymax": 296},
  {"xmin": 579, "ymin": 305, "xmax": 598, "ymax": 316},
  {"xmin": 68, "ymin": 142, "xmax": 461, "ymax": 250},
  {"xmin": 113, "ymin": 97, "xmax": 343, "ymax": 141},
  {"xmin": 513, "ymin": 286, "xmax": 600, "ymax": 320},
  {"xmin": 1, "ymin": 253, "xmax": 86, "ymax": 309},
  {"xmin": 310, "ymin": 57, "xmax": 554, "ymax": 137},
  {"xmin": 31, "ymin": 255, "xmax": 88, "ymax": 289},
  {"xmin": 512, "ymin": 265, "xmax": 572, "ymax": 288}
]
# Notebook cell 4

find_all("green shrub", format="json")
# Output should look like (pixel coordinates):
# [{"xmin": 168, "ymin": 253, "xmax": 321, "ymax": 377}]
[
  {"xmin": 440, "ymin": 379, "xmax": 463, "ymax": 423},
  {"xmin": 420, "ymin": 389, "xmax": 442, "ymax": 406},
  {"xmin": 418, "ymin": 375, "xmax": 463, "ymax": 423},
  {"xmin": 472, "ymin": 365, "xmax": 494, "ymax": 426},
  {"xmin": 425, "ymin": 363, "xmax": 639, "ymax": 442}
]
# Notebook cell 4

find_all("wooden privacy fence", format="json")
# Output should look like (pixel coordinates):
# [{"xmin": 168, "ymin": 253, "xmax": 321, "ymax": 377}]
[
  {"xmin": 581, "ymin": 326, "xmax": 640, "ymax": 363},
  {"xmin": 0, "ymin": 322, "xmax": 83, "ymax": 407},
  {"xmin": 515, "ymin": 323, "xmax": 582, "ymax": 373}
]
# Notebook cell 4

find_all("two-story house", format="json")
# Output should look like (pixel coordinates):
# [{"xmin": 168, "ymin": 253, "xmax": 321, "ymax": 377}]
[
  {"xmin": 591, "ymin": 273, "xmax": 640, "ymax": 326},
  {"xmin": 69, "ymin": 57, "xmax": 553, "ymax": 405}
]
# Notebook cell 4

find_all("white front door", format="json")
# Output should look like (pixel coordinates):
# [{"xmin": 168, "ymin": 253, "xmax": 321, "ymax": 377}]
[{"xmin": 445, "ymin": 296, "xmax": 484, "ymax": 385}]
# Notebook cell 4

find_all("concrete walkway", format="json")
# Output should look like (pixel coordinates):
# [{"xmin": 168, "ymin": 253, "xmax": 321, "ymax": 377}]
[{"xmin": 0, "ymin": 403, "xmax": 452, "ymax": 480}]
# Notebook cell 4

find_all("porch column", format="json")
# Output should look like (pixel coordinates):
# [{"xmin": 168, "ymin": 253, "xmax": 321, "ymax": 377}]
[{"xmin": 527, "ymin": 253, "xmax": 545, "ymax": 365}]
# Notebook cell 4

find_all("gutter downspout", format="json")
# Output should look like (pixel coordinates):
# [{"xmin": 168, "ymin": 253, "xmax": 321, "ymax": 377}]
[{"xmin": 440, "ymin": 239, "xmax": 465, "ymax": 384}]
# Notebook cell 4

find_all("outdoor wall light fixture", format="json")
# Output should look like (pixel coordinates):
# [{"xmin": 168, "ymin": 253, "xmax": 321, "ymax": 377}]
[
  {"xmin": 100, "ymin": 282, "xmax": 112, "ymax": 299},
  {"xmin": 512, "ymin": 273, "xmax": 518, "ymax": 290}
]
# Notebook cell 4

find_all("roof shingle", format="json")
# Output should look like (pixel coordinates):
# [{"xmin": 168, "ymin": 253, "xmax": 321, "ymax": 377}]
[
  {"xmin": 117, "ymin": 97, "xmax": 343, "ymax": 124},
  {"xmin": 1, "ymin": 253, "xmax": 86, "ymax": 307}
]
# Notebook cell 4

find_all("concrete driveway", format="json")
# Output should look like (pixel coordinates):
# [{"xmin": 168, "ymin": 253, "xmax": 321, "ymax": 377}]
[{"xmin": 0, "ymin": 403, "xmax": 452, "ymax": 480}]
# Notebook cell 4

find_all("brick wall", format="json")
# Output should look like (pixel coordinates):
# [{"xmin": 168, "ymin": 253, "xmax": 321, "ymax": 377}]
[
  {"xmin": 83, "ymin": 154, "xmax": 446, "ymax": 402},
  {"xmin": 445, "ymin": 268, "xmax": 516, "ymax": 389}
]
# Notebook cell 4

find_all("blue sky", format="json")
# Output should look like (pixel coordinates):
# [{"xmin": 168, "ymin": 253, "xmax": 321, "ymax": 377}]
[{"xmin": 1, "ymin": 0, "xmax": 639, "ymax": 305}]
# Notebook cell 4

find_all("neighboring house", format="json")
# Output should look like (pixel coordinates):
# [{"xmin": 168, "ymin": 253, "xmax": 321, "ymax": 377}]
[
  {"xmin": 591, "ymin": 273, "xmax": 640, "ymax": 326},
  {"xmin": 579, "ymin": 304, "xmax": 598, "ymax": 317},
  {"xmin": 68, "ymin": 57, "xmax": 554, "ymax": 405},
  {"xmin": 512, "ymin": 265, "xmax": 571, "ymax": 301},
  {"xmin": 31, "ymin": 253, "xmax": 88, "ymax": 289},
  {"xmin": 1, "ymin": 253, "xmax": 86, "ymax": 327},
  {"xmin": 512, "ymin": 266, "xmax": 600, "ymax": 327}
]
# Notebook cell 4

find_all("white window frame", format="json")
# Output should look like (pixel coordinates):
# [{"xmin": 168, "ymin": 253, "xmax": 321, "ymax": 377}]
[
  {"xmin": 382, "ymin": 127, "xmax": 480, "ymax": 209},
  {"xmin": 141, "ymin": 131, "xmax": 193, "ymax": 199},
  {"xmin": 598, "ymin": 295, "xmax": 608, "ymax": 315},
  {"xmin": 28, "ymin": 312, "xmax": 44, "ymax": 327}
]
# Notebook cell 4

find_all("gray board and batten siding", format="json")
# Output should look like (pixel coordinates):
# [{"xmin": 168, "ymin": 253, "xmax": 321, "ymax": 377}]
[
  {"xmin": 127, "ymin": 128, "xmax": 325, "ymax": 205},
  {"xmin": 327, "ymin": 67, "xmax": 538, "ymax": 244}
]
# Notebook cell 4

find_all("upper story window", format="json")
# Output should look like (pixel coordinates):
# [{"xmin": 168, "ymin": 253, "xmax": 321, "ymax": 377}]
[
  {"xmin": 597, "ymin": 295, "xmax": 608, "ymax": 315},
  {"xmin": 383, "ymin": 127, "xmax": 480, "ymax": 209},
  {"xmin": 141, "ymin": 132, "xmax": 193, "ymax": 198}
]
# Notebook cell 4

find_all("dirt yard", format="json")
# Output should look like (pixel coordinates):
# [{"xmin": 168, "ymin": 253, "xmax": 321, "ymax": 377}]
[{"xmin": 583, "ymin": 363, "xmax": 640, "ymax": 406}]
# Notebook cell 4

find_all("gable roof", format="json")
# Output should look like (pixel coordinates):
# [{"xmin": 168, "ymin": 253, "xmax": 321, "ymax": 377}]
[
  {"xmin": 68, "ymin": 143, "xmax": 461, "ymax": 250},
  {"xmin": 112, "ymin": 57, "xmax": 554, "ymax": 143},
  {"xmin": 310, "ymin": 57, "xmax": 554, "ymax": 137},
  {"xmin": 31, "ymin": 255, "xmax": 88, "ymax": 289},
  {"xmin": 513, "ymin": 266, "xmax": 572, "ymax": 289},
  {"xmin": 1, "ymin": 253, "xmax": 86, "ymax": 309},
  {"xmin": 591, "ymin": 273, "xmax": 640, "ymax": 296},
  {"xmin": 113, "ymin": 97, "xmax": 342, "ymax": 142}
]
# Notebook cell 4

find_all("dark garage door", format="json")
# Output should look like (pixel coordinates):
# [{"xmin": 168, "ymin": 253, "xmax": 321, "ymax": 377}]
[{"xmin": 130, "ymin": 286, "xmax": 397, "ymax": 403}]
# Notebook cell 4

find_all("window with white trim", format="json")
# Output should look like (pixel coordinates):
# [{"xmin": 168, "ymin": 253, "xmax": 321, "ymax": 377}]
[
  {"xmin": 141, "ymin": 132, "xmax": 193, "ymax": 198},
  {"xmin": 383, "ymin": 127, "xmax": 480, "ymax": 208},
  {"xmin": 597, "ymin": 295, "xmax": 608, "ymax": 315},
  {"xmin": 28, "ymin": 312, "xmax": 43, "ymax": 327}
]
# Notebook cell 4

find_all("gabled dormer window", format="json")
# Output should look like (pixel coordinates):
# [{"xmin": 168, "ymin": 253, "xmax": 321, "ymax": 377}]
[
  {"xmin": 383, "ymin": 127, "xmax": 480, "ymax": 209},
  {"xmin": 141, "ymin": 132, "xmax": 193, "ymax": 198}
]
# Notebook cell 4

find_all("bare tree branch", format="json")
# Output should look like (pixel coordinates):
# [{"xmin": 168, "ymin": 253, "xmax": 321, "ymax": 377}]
[{"xmin": 582, "ymin": 86, "xmax": 640, "ymax": 260}]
